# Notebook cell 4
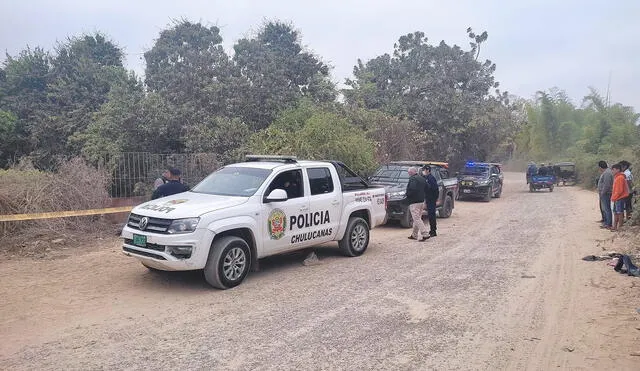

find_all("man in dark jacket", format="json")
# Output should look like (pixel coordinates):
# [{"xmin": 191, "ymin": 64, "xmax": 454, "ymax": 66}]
[
  {"xmin": 422, "ymin": 165, "xmax": 439, "ymax": 237},
  {"xmin": 405, "ymin": 167, "xmax": 429, "ymax": 241},
  {"xmin": 152, "ymin": 168, "xmax": 189, "ymax": 200}
]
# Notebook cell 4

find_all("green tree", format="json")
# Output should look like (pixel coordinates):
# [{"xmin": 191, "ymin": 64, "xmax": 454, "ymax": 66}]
[
  {"xmin": 249, "ymin": 102, "xmax": 377, "ymax": 174},
  {"xmin": 29, "ymin": 33, "xmax": 128, "ymax": 168},
  {"xmin": 233, "ymin": 21, "xmax": 335, "ymax": 130},
  {"xmin": 0, "ymin": 110, "xmax": 19, "ymax": 167},
  {"xmin": 144, "ymin": 20, "xmax": 232, "ymax": 119},
  {"xmin": 74, "ymin": 70, "xmax": 145, "ymax": 163},
  {"xmin": 344, "ymin": 28, "xmax": 505, "ymax": 163},
  {"xmin": 183, "ymin": 117, "xmax": 251, "ymax": 165},
  {"xmin": 0, "ymin": 47, "xmax": 51, "ymax": 162}
]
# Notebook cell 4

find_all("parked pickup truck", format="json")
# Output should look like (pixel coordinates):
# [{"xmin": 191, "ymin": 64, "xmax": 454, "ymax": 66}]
[
  {"xmin": 121, "ymin": 155, "xmax": 387, "ymax": 289},
  {"xmin": 457, "ymin": 162, "xmax": 504, "ymax": 201},
  {"xmin": 368, "ymin": 161, "xmax": 459, "ymax": 228}
]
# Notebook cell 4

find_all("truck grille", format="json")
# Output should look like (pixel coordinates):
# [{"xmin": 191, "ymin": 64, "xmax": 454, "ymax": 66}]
[
  {"xmin": 127, "ymin": 213, "xmax": 172, "ymax": 233},
  {"xmin": 124, "ymin": 238, "xmax": 165, "ymax": 252},
  {"xmin": 123, "ymin": 246, "xmax": 166, "ymax": 260}
]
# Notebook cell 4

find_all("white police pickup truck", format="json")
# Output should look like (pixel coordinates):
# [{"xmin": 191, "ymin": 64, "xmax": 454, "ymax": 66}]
[{"xmin": 121, "ymin": 156, "xmax": 387, "ymax": 289}]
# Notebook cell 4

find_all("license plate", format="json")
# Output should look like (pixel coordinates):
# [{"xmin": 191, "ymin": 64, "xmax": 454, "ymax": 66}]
[
  {"xmin": 132, "ymin": 234, "xmax": 147, "ymax": 247},
  {"xmin": 463, "ymin": 189, "xmax": 471, "ymax": 193}
]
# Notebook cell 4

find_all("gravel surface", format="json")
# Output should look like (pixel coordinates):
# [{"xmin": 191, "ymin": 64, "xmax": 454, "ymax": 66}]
[{"xmin": 1, "ymin": 172, "xmax": 639, "ymax": 370}]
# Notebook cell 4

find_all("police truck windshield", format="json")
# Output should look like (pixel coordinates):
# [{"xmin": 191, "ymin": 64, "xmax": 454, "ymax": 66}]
[
  {"xmin": 191, "ymin": 167, "xmax": 272, "ymax": 197},
  {"xmin": 461, "ymin": 166, "xmax": 490, "ymax": 176}
]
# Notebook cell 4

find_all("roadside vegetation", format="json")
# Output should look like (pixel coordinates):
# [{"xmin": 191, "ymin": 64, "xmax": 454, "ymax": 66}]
[{"xmin": 0, "ymin": 19, "xmax": 638, "ymax": 223}]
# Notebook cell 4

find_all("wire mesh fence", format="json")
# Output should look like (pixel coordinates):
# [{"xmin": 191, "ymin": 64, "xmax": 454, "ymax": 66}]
[{"xmin": 104, "ymin": 152, "xmax": 220, "ymax": 198}]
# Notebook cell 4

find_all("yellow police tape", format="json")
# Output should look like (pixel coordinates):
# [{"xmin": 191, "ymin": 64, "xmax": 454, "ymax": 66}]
[{"xmin": 0, "ymin": 206, "xmax": 133, "ymax": 222}]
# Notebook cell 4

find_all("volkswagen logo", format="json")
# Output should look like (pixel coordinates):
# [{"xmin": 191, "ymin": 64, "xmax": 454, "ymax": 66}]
[{"xmin": 139, "ymin": 217, "xmax": 149, "ymax": 231}]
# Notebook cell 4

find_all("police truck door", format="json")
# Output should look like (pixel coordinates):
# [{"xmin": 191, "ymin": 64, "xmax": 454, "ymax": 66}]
[
  {"xmin": 261, "ymin": 169, "xmax": 309, "ymax": 255},
  {"xmin": 305, "ymin": 167, "xmax": 341, "ymax": 244}
]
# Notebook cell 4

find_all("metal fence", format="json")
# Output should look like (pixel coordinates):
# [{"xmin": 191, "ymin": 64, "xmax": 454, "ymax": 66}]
[{"xmin": 106, "ymin": 152, "xmax": 220, "ymax": 198}]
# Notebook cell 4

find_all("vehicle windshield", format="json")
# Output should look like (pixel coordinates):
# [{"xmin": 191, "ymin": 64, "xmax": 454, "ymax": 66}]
[
  {"xmin": 370, "ymin": 165, "xmax": 412, "ymax": 183},
  {"xmin": 460, "ymin": 166, "xmax": 490, "ymax": 176},
  {"xmin": 191, "ymin": 166, "xmax": 272, "ymax": 197}
]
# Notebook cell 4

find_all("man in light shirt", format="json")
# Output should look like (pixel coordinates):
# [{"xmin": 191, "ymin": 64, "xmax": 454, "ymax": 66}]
[{"xmin": 620, "ymin": 160, "xmax": 634, "ymax": 220}]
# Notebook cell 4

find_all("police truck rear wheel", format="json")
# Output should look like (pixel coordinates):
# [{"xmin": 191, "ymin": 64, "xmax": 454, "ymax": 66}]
[
  {"xmin": 400, "ymin": 208, "xmax": 413, "ymax": 228},
  {"xmin": 204, "ymin": 236, "xmax": 251, "ymax": 289},
  {"xmin": 339, "ymin": 217, "xmax": 370, "ymax": 257}
]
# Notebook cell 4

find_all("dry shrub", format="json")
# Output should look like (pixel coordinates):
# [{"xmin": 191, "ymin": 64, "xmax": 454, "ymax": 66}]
[
  {"xmin": 0, "ymin": 157, "xmax": 110, "ymax": 238},
  {"xmin": 369, "ymin": 119, "xmax": 426, "ymax": 163}
]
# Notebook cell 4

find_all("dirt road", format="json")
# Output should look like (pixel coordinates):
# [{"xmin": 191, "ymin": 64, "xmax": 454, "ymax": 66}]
[{"xmin": 1, "ymin": 172, "xmax": 639, "ymax": 370}]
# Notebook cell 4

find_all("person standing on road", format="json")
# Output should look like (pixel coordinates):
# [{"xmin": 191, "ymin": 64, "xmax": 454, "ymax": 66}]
[
  {"xmin": 422, "ymin": 165, "xmax": 439, "ymax": 238},
  {"xmin": 597, "ymin": 161, "xmax": 614, "ymax": 229},
  {"xmin": 620, "ymin": 160, "xmax": 634, "ymax": 220},
  {"xmin": 610, "ymin": 163, "xmax": 629, "ymax": 231},
  {"xmin": 152, "ymin": 168, "xmax": 189, "ymax": 200},
  {"xmin": 405, "ymin": 167, "xmax": 429, "ymax": 241}
]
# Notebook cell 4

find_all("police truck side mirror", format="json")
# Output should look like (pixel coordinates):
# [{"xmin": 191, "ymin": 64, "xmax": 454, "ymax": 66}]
[{"xmin": 264, "ymin": 189, "xmax": 288, "ymax": 203}]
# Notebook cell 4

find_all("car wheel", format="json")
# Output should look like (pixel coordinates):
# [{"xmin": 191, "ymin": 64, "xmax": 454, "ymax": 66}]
[
  {"xmin": 440, "ymin": 195, "xmax": 453, "ymax": 218},
  {"xmin": 400, "ymin": 207, "xmax": 413, "ymax": 228},
  {"xmin": 483, "ymin": 190, "xmax": 491, "ymax": 202},
  {"xmin": 339, "ymin": 217, "xmax": 370, "ymax": 257},
  {"xmin": 494, "ymin": 185, "xmax": 502, "ymax": 198},
  {"xmin": 549, "ymin": 185, "xmax": 554, "ymax": 192},
  {"xmin": 204, "ymin": 236, "xmax": 251, "ymax": 289},
  {"xmin": 529, "ymin": 184, "xmax": 534, "ymax": 192}
]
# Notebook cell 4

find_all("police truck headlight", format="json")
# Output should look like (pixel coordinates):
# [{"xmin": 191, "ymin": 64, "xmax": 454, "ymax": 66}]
[
  {"xmin": 476, "ymin": 180, "xmax": 491, "ymax": 185},
  {"xmin": 167, "ymin": 218, "xmax": 200, "ymax": 234}
]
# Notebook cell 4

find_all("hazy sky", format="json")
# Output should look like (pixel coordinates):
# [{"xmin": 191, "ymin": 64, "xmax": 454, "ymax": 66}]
[{"xmin": 1, "ymin": 0, "xmax": 638, "ymax": 109}]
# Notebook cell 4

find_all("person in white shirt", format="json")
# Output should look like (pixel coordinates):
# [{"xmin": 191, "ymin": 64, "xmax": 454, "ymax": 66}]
[{"xmin": 620, "ymin": 160, "xmax": 634, "ymax": 220}]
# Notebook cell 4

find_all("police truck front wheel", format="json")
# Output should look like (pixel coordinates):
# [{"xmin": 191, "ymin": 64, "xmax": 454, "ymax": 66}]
[
  {"xmin": 204, "ymin": 236, "xmax": 251, "ymax": 289},
  {"xmin": 339, "ymin": 217, "xmax": 370, "ymax": 257}
]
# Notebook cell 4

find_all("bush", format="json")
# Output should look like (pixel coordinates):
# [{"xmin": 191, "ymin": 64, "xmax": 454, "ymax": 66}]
[
  {"xmin": 249, "ymin": 103, "xmax": 378, "ymax": 175},
  {"xmin": 0, "ymin": 157, "xmax": 110, "ymax": 237}
]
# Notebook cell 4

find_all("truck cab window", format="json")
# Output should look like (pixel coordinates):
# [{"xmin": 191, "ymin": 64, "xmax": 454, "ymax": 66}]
[
  {"xmin": 267, "ymin": 169, "xmax": 304, "ymax": 199},
  {"xmin": 307, "ymin": 167, "xmax": 334, "ymax": 195}
]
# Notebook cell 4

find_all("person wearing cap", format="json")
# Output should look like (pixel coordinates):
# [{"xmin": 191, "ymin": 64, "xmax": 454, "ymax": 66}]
[
  {"xmin": 421, "ymin": 165, "xmax": 439, "ymax": 237},
  {"xmin": 151, "ymin": 168, "xmax": 189, "ymax": 200}
]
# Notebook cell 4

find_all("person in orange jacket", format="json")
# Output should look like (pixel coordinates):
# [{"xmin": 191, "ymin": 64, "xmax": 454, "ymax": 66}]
[{"xmin": 611, "ymin": 163, "xmax": 630, "ymax": 231}]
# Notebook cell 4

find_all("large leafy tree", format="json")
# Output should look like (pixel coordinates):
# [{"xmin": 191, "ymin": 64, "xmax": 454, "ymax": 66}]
[
  {"xmin": 30, "ymin": 33, "xmax": 127, "ymax": 168},
  {"xmin": 0, "ymin": 47, "xmax": 51, "ymax": 161},
  {"xmin": 345, "ymin": 28, "xmax": 504, "ymax": 163},
  {"xmin": 144, "ymin": 20, "xmax": 232, "ymax": 119},
  {"xmin": 233, "ymin": 21, "xmax": 335, "ymax": 130}
]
